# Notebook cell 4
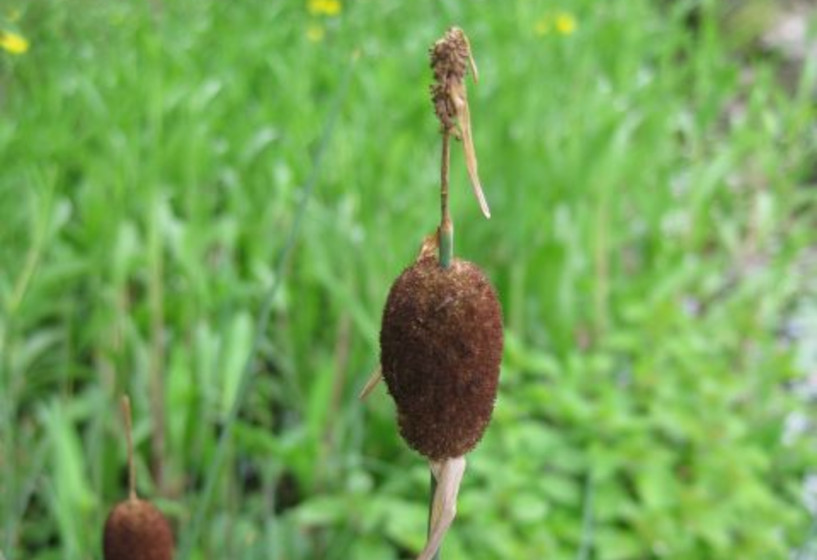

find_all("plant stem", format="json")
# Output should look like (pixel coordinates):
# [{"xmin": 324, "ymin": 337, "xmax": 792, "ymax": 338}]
[
  {"xmin": 148, "ymin": 191, "xmax": 166, "ymax": 495},
  {"xmin": 577, "ymin": 470, "xmax": 595, "ymax": 560},
  {"xmin": 439, "ymin": 130, "xmax": 453, "ymax": 269},
  {"xmin": 121, "ymin": 395, "xmax": 137, "ymax": 501}
]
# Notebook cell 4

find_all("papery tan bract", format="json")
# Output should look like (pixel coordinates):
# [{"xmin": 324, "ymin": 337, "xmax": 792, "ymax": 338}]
[
  {"xmin": 380, "ymin": 255, "xmax": 503, "ymax": 460},
  {"xmin": 103, "ymin": 498, "xmax": 174, "ymax": 560}
]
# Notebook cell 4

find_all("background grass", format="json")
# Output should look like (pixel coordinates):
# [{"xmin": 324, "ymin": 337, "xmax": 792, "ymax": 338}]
[{"xmin": 1, "ymin": 0, "xmax": 817, "ymax": 558}]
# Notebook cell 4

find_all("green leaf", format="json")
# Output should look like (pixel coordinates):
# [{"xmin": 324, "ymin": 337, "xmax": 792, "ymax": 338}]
[
  {"xmin": 595, "ymin": 527, "xmax": 644, "ymax": 560},
  {"xmin": 219, "ymin": 311, "xmax": 253, "ymax": 417}
]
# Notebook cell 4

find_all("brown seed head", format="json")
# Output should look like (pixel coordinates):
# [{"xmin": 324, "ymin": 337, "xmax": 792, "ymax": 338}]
[
  {"xmin": 103, "ymin": 498, "xmax": 174, "ymax": 560},
  {"xmin": 380, "ymin": 255, "xmax": 503, "ymax": 460}
]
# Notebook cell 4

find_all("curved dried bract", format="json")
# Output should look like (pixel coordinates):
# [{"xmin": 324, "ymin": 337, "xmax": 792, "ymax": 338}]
[{"xmin": 418, "ymin": 457, "xmax": 467, "ymax": 560}]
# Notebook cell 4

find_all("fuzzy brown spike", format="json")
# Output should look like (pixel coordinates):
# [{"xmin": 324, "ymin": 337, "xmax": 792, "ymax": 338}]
[
  {"xmin": 103, "ymin": 499, "xmax": 174, "ymax": 560},
  {"xmin": 380, "ymin": 255, "xmax": 503, "ymax": 460}
]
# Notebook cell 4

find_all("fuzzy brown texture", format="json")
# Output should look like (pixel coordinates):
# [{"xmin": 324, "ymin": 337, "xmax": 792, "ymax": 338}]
[
  {"xmin": 103, "ymin": 498, "xmax": 174, "ymax": 560},
  {"xmin": 430, "ymin": 27, "xmax": 472, "ymax": 134},
  {"xmin": 380, "ymin": 256, "xmax": 503, "ymax": 460}
]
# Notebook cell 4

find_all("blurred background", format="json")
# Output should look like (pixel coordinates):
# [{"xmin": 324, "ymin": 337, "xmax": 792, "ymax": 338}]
[{"xmin": 2, "ymin": 0, "xmax": 817, "ymax": 558}]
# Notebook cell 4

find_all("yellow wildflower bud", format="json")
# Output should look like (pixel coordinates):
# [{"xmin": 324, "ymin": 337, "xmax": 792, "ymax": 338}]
[
  {"xmin": 0, "ymin": 30, "xmax": 29, "ymax": 54},
  {"xmin": 307, "ymin": 0, "xmax": 341, "ymax": 17},
  {"xmin": 555, "ymin": 12, "xmax": 577, "ymax": 35}
]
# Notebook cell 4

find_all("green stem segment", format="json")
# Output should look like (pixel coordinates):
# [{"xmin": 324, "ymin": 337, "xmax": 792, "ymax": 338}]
[{"xmin": 439, "ymin": 130, "xmax": 453, "ymax": 269}]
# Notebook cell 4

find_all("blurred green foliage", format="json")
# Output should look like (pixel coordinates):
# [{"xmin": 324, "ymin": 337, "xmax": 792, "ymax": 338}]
[{"xmin": 1, "ymin": 0, "xmax": 816, "ymax": 558}]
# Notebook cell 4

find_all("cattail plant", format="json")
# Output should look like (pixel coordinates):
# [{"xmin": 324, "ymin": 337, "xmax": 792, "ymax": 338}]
[
  {"xmin": 362, "ymin": 27, "xmax": 503, "ymax": 560},
  {"xmin": 103, "ymin": 396, "xmax": 174, "ymax": 560}
]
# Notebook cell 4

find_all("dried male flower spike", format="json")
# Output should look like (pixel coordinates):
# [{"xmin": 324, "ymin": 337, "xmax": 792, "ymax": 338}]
[
  {"xmin": 103, "ymin": 396, "xmax": 175, "ymax": 560},
  {"xmin": 429, "ymin": 27, "xmax": 478, "ymax": 132},
  {"xmin": 429, "ymin": 27, "xmax": 489, "ymax": 219}
]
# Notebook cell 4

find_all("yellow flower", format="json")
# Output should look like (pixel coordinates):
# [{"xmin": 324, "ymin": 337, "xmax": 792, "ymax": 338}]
[
  {"xmin": 534, "ymin": 11, "xmax": 577, "ymax": 37},
  {"xmin": 307, "ymin": 23, "xmax": 325, "ymax": 43},
  {"xmin": 0, "ymin": 30, "xmax": 28, "ymax": 54},
  {"xmin": 308, "ymin": 0, "xmax": 341, "ymax": 17},
  {"xmin": 555, "ymin": 12, "xmax": 577, "ymax": 35}
]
